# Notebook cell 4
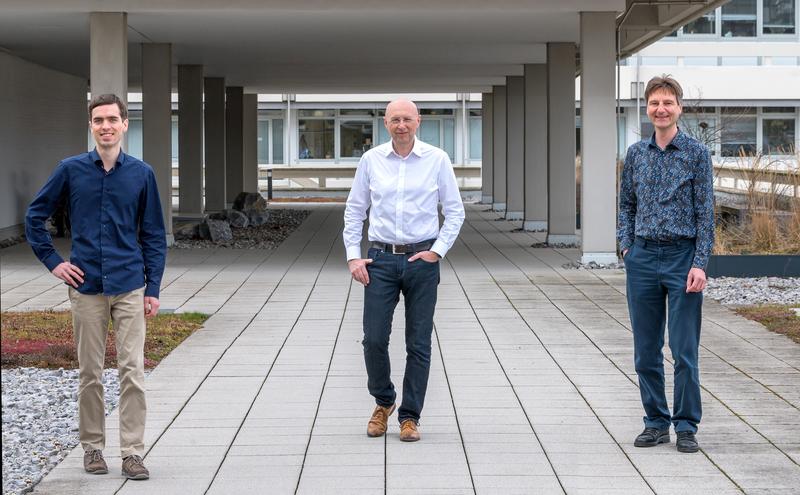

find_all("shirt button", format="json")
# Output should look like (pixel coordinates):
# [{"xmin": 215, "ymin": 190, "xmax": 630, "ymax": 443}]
[{"xmin": 104, "ymin": 276, "xmax": 107, "ymax": 279}]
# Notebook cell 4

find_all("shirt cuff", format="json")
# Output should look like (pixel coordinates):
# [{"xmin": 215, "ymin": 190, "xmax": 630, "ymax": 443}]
[
  {"xmin": 430, "ymin": 239, "xmax": 448, "ymax": 259},
  {"xmin": 43, "ymin": 253, "xmax": 65, "ymax": 272},
  {"xmin": 144, "ymin": 284, "xmax": 160, "ymax": 298},
  {"xmin": 346, "ymin": 245, "xmax": 363, "ymax": 261}
]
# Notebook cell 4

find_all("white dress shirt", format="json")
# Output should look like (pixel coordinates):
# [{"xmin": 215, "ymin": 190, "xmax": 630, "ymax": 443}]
[{"xmin": 343, "ymin": 138, "xmax": 465, "ymax": 261}]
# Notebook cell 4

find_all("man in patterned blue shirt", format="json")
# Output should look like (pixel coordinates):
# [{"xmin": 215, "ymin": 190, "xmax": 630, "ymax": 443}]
[{"xmin": 618, "ymin": 75, "xmax": 715, "ymax": 454}]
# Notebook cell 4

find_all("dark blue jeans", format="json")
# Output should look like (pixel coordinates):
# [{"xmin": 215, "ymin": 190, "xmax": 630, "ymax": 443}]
[
  {"xmin": 363, "ymin": 246, "xmax": 439, "ymax": 424},
  {"xmin": 624, "ymin": 237, "xmax": 703, "ymax": 434}
]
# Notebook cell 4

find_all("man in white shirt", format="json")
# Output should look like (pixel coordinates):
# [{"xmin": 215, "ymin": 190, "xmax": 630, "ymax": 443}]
[{"xmin": 343, "ymin": 99, "xmax": 465, "ymax": 442}]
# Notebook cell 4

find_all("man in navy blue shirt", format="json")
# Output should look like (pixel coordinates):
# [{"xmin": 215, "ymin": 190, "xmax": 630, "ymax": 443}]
[
  {"xmin": 26, "ymin": 94, "xmax": 166, "ymax": 480},
  {"xmin": 618, "ymin": 76, "xmax": 714, "ymax": 454}
]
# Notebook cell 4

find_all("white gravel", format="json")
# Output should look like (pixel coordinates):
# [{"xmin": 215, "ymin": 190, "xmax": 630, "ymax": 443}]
[
  {"xmin": 705, "ymin": 276, "xmax": 800, "ymax": 306},
  {"xmin": 1, "ymin": 368, "xmax": 121, "ymax": 495}
]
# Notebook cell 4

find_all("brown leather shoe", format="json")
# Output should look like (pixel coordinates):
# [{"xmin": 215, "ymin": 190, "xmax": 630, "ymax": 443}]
[
  {"xmin": 121, "ymin": 455, "xmax": 150, "ymax": 480},
  {"xmin": 367, "ymin": 404, "xmax": 396, "ymax": 437},
  {"xmin": 83, "ymin": 449, "xmax": 108, "ymax": 474},
  {"xmin": 399, "ymin": 419, "xmax": 421, "ymax": 442}
]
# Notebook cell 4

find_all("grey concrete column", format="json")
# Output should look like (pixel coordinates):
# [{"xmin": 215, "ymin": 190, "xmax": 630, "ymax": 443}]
[
  {"xmin": 242, "ymin": 94, "xmax": 259, "ymax": 193},
  {"xmin": 546, "ymin": 43, "xmax": 578, "ymax": 245},
  {"xmin": 225, "ymin": 86, "xmax": 244, "ymax": 205},
  {"xmin": 481, "ymin": 93, "xmax": 493, "ymax": 204},
  {"xmin": 505, "ymin": 76, "xmax": 524, "ymax": 220},
  {"xmin": 524, "ymin": 64, "xmax": 548, "ymax": 231},
  {"xmin": 580, "ymin": 12, "xmax": 618, "ymax": 264},
  {"xmin": 177, "ymin": 64, "xmax": 204, "ymax": 217},
  {"xmin": 204, "ymin": 77, "xmax": 226, "ymax": 212},
  {"xmin": 141, "ymin": 43, "xmax": 173, "ymax": 245},
  {"xmin": 492, "ymin": 84, "xmax": 507, "ymax": 212},
  {"xmin": 90, "ymin": 12, "xmax": 128, "ymax": 149}
]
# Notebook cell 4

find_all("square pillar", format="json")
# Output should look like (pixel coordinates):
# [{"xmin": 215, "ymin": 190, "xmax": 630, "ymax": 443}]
[
  {"xmin": 242, "ymin": 94, "xmax": 259, "ymax": 193},
  {"xmin": 225, "ymin": 86, "xmax": 244, "ymax": 205},
  {"xmin": 492, "ymin": 84, "xmax": 507, "ymax": 212},
  {"xmin": 524, "ymin": 64, "xmax": 548, "ymax": 231},
  {"xmin": 481, "ymin": 93, "xmax": 494, "ymax": 205},
  {"xmin": 580, "ymin": 12, "xmax": 619, "ymax": 264},
  {"xmin": 204, "ymin": 77, "xmax": 226, "ymax": 212},
  {"xmin": 141, "ymin": 43, "xmax": 173, "ymax": 245},
  {"xmin": 177, "ymin": 64, "xmax": 204, "ymax": 217},
  {"xmin": 90, "ymin": 12, "xmax": 127, "ymax": 150},
  {"xmin": 547, "ymin": 43, "xmax": 578, "ymax": 245},
  {"xmin": 505, "ymin": 76, "xmax": 524, "ymax": 220}
]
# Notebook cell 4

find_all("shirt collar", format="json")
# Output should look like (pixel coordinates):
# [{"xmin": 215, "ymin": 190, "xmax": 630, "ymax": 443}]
[
  {"xmin": 384, "ymin": 138, "xmax": 424, "ymax": 159},
  {"xmin": 647, "ymin": 128, "xmax": 686, "ymax": 151},
  {"xmin": 90, "ymin": 148, "xmax": 127, "ymax": 169}
]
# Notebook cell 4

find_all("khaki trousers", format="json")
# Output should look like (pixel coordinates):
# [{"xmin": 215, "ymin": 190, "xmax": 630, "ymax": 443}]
[{"xmin": 69, "ymin": 287, "xmax": 147, "ymax": 458}]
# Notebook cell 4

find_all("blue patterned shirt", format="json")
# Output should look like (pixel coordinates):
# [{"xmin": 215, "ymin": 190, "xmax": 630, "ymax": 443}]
[{"xmin": 617, "ymin": 129, "xmax": 715, "ymax": 269}]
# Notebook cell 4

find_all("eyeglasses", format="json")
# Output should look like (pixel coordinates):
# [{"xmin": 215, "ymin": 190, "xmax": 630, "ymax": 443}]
[{"xmin": 388, "ymin": 117, "xmax": 416, "ymax": 125}]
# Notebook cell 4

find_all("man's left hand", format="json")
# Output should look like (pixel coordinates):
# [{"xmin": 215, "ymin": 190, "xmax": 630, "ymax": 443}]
[
  {"xmin": 408, "ymin": 251, "xmax": 441, "ymax": 263},
  {"xmin": 686, "ymin": 267, "xmax": 707, "ymax": 293},
  {"xmin": 144, "ymin": 296, "xmax": 160, "ymax": 318}
]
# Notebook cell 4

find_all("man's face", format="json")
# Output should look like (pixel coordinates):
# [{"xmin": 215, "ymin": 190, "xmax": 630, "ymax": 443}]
[
  {"xmin": 90, "ymin": 103, "xmax": 128, "ymax": 149},
  {"xmin": 384, "ymin": 101, "xmax": 420, "ymax": 148},
  {"xmin": 646, "ymin": 88, "xmax": 682, "ymax": 132}
]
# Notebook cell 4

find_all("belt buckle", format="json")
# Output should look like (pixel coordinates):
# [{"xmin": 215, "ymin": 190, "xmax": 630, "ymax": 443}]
[{"xmin": 392, "ymin": 244, "xmax": 403, "ymax": 254}]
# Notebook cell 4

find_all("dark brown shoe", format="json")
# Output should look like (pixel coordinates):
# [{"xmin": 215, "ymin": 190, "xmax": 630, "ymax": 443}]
[
  {"xmin": 121, "ymin": 455, "xmax": 150, "ymax": 480},
  {"xmin": 367, "ymin": 404, "xmax": 396, "ymax": 437},
  {"xmin": 399, "ymin": 419, "xmax": 421, "ymax": 442},
  {"xmin": 83, "ymin": 449, "xmax": 108, "ymax": 474}
]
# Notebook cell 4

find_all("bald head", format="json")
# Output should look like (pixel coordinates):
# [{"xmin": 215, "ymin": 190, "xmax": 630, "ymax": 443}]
[{"xmin": 384, "ymin": 99, "xmax": 420, "ymax": 152}]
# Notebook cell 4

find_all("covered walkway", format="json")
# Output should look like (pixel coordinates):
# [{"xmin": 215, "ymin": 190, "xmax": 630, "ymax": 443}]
[{"xmin": 3, "ymin": 204, "xmax": 800, "ymax": 494}]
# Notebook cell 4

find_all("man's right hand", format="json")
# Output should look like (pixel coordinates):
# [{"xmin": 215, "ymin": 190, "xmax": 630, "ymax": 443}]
[
  {"xmin": 52, "ymin": 261, "xmax": 84, "ymax": 288},
  {"xmin": 348, "ymin": 258, "xmax": 373, "ymax": 286}
]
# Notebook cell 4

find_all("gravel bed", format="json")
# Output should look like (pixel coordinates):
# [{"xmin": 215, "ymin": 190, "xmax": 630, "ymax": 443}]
[
  {"xmin": 1, "ymin": 368, "xmax": 121, "ymax": 495},
  {"xmin": 705, "ymin": 277, "xmax": 800, "ymax": 306},
  {"xmin": 172, "ymin": 208, "xmax": 310, "ymax": 249}
]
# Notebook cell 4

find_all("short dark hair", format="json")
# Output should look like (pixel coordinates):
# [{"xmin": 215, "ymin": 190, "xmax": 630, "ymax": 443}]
[
  {"xmin": 644, "ymin": 75, "xmax": 683, "ymax": 106},
  {"xmin": 88, "ymin": 94, "xmax": 128, "ymax": 120}
]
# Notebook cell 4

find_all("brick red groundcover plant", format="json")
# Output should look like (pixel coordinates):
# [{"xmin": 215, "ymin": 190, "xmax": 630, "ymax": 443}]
[{"xmin": 1, "ymin": 311, "xmax": 207, "ymax": 369}]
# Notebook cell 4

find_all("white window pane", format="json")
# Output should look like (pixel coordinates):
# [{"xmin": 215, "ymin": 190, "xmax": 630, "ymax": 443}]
[
  {"xmin": 763, "ymin": 0, "xmax": 795, "ymax": 34},
  {"xmin": 684, "ymin": 56, "xmax": 718, "ymax": 66},
  {"xmin": 419, "ymin": 120, "xmax": 440, "ymax": 147},
  {"xmin": 443, "ymin": 119, "xmax": 455, "ymax": 162},
  {"xmin": 640, "ymin": 56, "xmax": 679, "ymax": 66},
  {"xmin": 257, "ymin": 120, "xmax": 269, "ymax": 164},
  {"xmin": 721, "ymin": 56, "xmax": 759, "ymax": 65},
  {"xmin": 722, "ymin": 0, "xmax": 757, "ymax": 37},
  {"xmin": 469, "ymin": 118, "xmax": 482, "ymax": 160}
]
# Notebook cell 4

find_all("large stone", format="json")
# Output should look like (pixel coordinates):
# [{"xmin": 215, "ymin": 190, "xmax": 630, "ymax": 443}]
[
  {"xmin": 232, "ymin": 192, "xmax": 267, "ymax": 213},
  {"xmin": 207, "ymin": 211, "xmax": 228, "ymax": 221},
  {"xmin": 227, "ymin": 209, "xmax": 249, "ymax": 228},
  {"xmin": 248, "ymin": 209, "xmax": 270, "ymax": 227},
  {"xmin": 174, "ymin": 222, "xmax": 200, "ymax": 239},
  {"xmin": 205, "ymin": 219, "xmax": 232, "ymax": 243}
]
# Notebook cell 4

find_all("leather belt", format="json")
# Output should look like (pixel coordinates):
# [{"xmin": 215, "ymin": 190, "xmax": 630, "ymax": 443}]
[{"xmin": 371, "ymin": 240, "xmax": 435, "ymax": 255}]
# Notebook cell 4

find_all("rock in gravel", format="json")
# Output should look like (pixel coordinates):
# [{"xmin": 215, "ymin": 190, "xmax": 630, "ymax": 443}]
[
  {"xmin": 248, "ymin": 209, "xmax": 270, "ymax": 227},
  {"xmin": 232, "ymin": 192, "xmax": 267, "ymax": 213},
  {"xmin": 205, "ymin": 219, "xmax": 233, "ymax": 243},
  {"xmin": 227, "ymin": 209, "xmax": 249, "ymax": 229},
  {"xmin": 173, "ymin": 209, "xmax": 309, "ymax": 250}
]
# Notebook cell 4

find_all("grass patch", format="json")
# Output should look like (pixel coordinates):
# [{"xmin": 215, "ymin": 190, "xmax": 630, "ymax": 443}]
[
  {"xmin": 1, "ymin": 311, "xmax": 208, "ymax": 369},
  {"xmin": 734, "ymin": 305, "xmax": 800, "ymax": 345}
]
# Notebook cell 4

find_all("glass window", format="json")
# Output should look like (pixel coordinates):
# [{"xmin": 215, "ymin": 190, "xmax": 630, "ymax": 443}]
[
  {"xmin": 171, "ymin": 120, "xmax": 179, "ymax": 162},
  {"xmin": 469, "ymin": 117, "xmax": 482, "ymax": 160},
  {"xmin": 640, "ymin": 56, "xmax": 679, "ymax": 65},
  {"xmin": 298, "ymin": 109, "xmax": 334, "ymax": 118},
  {"xmin": 763, "ymin": 0, "xmax": 795, "ymax": 34},
  {"xmin": 257, "ymin": 120, "xmax": 269, "ymax": 164},
  {"xmin": 469, "ymin": 109, "xmax": 482, "ymax": 117},
  {"xmin": 340, "ymin": 121, "xmax": 373, "ymax": 158},
  {"xmin": 763, "ymin": 107, "xmax": 797, "ymax": 113},
  {"xmin": 340, "ymin": 109, "xmax": 376, "ymax": 116},
  {"xmin": 684, "ymin": 56, "xmax": 718, "ymax": 66},
  {"xmin": 771, "ymin": 57, "xmax": 799, "ymax": 65},
  {"xmin": 272, "ymin": 119, "xmax": 284, "ymax": 163},
  {"xmin": 722, "ymin": 0, "xmax": 757, "ymax": 37},
  {"xmin": 420, "ymin": 109, "xmax": 454, "ymax": 116},
  {"xmin": 681, "ymin": 115, "xmax": 719, "ymax": 154},
  {"xmin": 683, "ymin": 10, "xmax": 716, "ymax": 34},
  {"xmin": 721, "ymin": 56, "xmax": 760, "ymax": 65},
  {"xmin": 721, "ymin": 108, "xmax": 757, "ymax": 156},
  {"xmin": 763, "ymin": 119, "xmax": 796, "ymax": 154},
  {"xmin": 443, "ymin": 118, "xmax": 455, "ymax": 162},
  {"xmin": 640, "ymin": 110, "xmax": 654, "ymax": 140},
  {"xmin": 419, "ymin": 120, "xmax": 440, "ymax": 146},
  {"xmin": 298, "ymin": 119, "xmax": 334, "ymax": 159},
  {"xmin": 377, "ymin": 123, "xmax": 391, "ymax": 145}
]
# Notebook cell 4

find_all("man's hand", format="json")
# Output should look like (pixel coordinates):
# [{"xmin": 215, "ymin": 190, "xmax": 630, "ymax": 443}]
[
  {"xmin": 51, "ymin": 261, "xmax": 84, "ymax": 288},
  {"xmin": 408, "ymin": 251, "xmax": 441, "ymax": 263},
  {"xmin": 622, "ymin": 249, "xmax": 629, "ymax": 258},
  {"xmin": 686, "ymin": 267, "xmax": 707, "ymax": 293},
  {"xmin": 144, "ymin": 296, "xmax": 160, "ymax": 318},
  {"xmin": 349, "ymin": 258, "xmax": 373, "ymax": 286}
]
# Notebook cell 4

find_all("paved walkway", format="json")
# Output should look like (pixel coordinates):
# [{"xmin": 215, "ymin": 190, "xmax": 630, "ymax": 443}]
[{"xmin": 3, "ymin": 204, "xmax": 800, "ymax": 495}]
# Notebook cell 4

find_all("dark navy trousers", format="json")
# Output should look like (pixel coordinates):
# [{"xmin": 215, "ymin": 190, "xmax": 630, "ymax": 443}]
[
  {"xmin": 624, "ymin": 237, "xmax": 703, "ymax": 433},
  {"xmin": 363, "ymin": 247, "xmax": 439, "ymax": 424}
]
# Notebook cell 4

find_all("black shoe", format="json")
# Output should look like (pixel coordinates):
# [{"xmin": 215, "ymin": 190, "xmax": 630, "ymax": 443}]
[
  {"xmin": 676, "ymin": 431, "xmax": 699, "ymax": 453},
  {"xmin": 634, "ymin": 427, "xmax": 670, "ymax": 447}
]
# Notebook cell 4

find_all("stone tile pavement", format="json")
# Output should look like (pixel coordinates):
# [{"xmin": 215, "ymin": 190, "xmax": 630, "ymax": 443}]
[{"xmin": 2, "ymin": 203, "xmax": 799, "ymax": 494}]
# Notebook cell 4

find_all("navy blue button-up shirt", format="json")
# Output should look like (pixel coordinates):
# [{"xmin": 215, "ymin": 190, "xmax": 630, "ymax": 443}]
[
  {"xmin": 25, "ymin": 150, "xmax": 166, "ymax": 297},
  {"xmin": 617, "ymin": 129, "xmax": 715, "ymax": 269}
]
